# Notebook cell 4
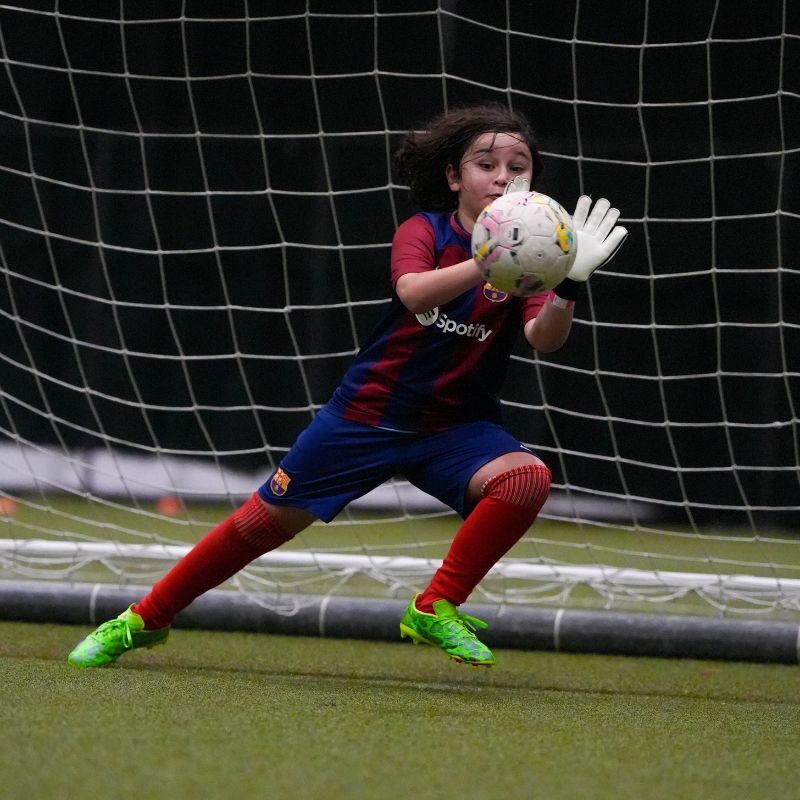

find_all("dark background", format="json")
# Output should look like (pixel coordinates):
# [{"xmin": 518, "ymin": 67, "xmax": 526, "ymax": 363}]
[{"xmin": 0, "ymin": 0, "xmax": 798, "ymax": 529}]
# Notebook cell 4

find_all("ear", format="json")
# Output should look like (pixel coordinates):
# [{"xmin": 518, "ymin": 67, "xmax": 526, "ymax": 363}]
[{"xmin": 445, "ymin": 164, "xmax": 461, "ymax": 192}]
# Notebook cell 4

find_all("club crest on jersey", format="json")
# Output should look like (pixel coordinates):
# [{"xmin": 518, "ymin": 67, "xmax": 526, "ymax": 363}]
[
  {"xmin": 483, "ymin": 282, "xmax": 509, "ymax": 303},
  {"xmin": 269, "ymin": 467, "xmax": 291, "ymax": 496}
]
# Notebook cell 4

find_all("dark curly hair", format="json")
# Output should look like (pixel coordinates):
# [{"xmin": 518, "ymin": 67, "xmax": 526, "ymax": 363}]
[{"xmin": 393, "ymin": 103, "xmax": 543, "ymax": 211}]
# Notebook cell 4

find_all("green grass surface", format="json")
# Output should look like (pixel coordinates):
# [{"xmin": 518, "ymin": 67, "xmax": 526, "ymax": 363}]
[{"xmin": 2, "ymin": 620, "xmax": 800, "ymax": 800}]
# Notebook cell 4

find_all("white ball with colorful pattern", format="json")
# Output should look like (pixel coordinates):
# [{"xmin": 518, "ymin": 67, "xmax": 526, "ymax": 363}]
[{"xmin": 471, "ymin": 191, "xmax": 576, "ymax": 296}]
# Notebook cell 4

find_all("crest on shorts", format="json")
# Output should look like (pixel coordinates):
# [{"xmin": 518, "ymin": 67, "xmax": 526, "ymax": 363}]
[
  {"xmin": 269, "ymin": 467, "xmax": 291, "ymax": 496},
  {"xmin": 483, "ymin": 282, "xmax": 509, "ymax": 303}
]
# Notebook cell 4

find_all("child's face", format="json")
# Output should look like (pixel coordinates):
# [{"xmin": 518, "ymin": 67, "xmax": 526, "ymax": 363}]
[{"xmin": 446, "ymin": 131, "xmax": 534, "ymax": 230}]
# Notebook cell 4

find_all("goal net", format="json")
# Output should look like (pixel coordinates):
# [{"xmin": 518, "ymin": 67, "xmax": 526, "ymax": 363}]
[{"xmin": 1, "ymin": 1, "xmax": 798, "ymax": 626}]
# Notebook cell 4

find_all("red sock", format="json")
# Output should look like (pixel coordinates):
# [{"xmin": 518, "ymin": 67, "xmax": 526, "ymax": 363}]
[
  {"xmin": 417, "ymin": 464, "xmax": 551, "ymax": 612},
  {"xmin": 134, "ymin": 493, "xmax": 292, "ymax": 629}
]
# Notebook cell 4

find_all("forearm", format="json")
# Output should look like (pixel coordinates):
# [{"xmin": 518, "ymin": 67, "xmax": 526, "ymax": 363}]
[
  {"xmin": 395, "ymin": 259, "xmax": 485, "ymax": 314},
  {"xmin": 522, "ymin": 195, "xmax": 628, "ymax": 353},
  {"xmin": 523, "ymin": 296, "xmax": 573, "ymax": 353}
]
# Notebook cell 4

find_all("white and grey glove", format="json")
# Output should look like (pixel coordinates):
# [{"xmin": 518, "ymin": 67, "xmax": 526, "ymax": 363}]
[
  {"xmin": 503, "ymin": 176, "xmax": 530, "ymax": 195},
  {"xmin": 567, "ymin": 195, "xmax": 628, "ymax": 281}
]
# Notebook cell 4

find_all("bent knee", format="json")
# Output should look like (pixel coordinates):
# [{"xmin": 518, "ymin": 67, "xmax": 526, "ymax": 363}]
[{"xmin": 481, "ymin": 463, "xmax": 552, "ymax": 509}]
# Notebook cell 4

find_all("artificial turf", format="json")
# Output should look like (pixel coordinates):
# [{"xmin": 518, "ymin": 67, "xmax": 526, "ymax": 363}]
[{"xmin": 2, "ymin": 620, "xmax": 799, "ymax": 800}]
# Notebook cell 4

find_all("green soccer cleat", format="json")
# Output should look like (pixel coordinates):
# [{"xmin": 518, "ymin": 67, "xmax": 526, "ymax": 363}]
[
  {"xmin": 67, "ymin": 605, "xmax": 169, "ymax": 668},
  {"xmin": 399, "ymin": 594, "xmax": 496, "ymax": 667}
]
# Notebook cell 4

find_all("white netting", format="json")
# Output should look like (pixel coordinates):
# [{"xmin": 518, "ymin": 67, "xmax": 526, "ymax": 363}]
[{"xmin": 0, "ymin": 1, "xmax": 798, "ymax": 618}]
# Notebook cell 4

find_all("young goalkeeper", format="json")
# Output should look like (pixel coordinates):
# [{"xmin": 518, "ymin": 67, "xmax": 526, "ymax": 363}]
[{"xmin": 68, "ymin": 103, "xmax": 627, "ymax": 669}]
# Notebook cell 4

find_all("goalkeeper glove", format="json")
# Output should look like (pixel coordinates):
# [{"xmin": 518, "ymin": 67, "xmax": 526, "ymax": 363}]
[
  {"xmin": 503, "ymin": 176, "xmax": 530, "ymax": 195},
  {"xmin": 554, "ymin": 196, "xmax": 628, "ymax": 301},
  {"xmin": 567, "ymin": 195, "xmax": 628, "ymax": 281},
  {"xmin": 504, "ymin": 185, "xmax": 628, "ymax": 278}
]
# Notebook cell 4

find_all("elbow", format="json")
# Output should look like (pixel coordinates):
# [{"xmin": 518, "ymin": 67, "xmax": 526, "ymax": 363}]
[
  {"xmin": 395, "ymin": 280, "xmax": 430, "ymax": 315},
  {"xmin": 400, "ymin": 295, "xmax": 431, "ymax": 316},
  {"xmin": 533, "ymin": 341, "xmax": 563, "ymax": 355},
  {"xmin": 527, "ymin": 331, "xmax": 569, "ymax": 354}
]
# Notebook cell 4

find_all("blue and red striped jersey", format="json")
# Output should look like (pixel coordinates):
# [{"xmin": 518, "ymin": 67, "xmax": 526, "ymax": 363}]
[{"xmin": 326, "ymin": 211, "xmax": 546, "ymax": 432}]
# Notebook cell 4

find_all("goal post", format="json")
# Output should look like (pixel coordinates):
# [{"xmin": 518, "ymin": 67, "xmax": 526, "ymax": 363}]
[{"xmin": 0, "ymin": 2, "xmax": 798, "ymax": 661}]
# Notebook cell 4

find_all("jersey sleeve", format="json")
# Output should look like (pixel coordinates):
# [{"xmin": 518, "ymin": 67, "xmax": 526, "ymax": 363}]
[
  {"xmin": 390, "ymin": 214, "xmax": 436, "ymax": 288},
  {"xmin": 521, "ymin": 292, "xmax": 547, "ymax": 325}
]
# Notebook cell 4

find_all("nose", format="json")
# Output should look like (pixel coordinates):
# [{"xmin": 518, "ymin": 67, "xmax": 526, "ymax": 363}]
[{"xmin": 494, "ymin": 167, "xmax": 513, "ymax": 186}]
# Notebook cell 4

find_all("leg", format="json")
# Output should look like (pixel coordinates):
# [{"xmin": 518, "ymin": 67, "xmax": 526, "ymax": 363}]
[
  {"xmin": 417, "ymin": 451, "xmax": 551, "ymax": 610},
  {"xmin": 133, "ymin": 496, "xmax": 316, "ymax": 629},
  {"xmin": 68, "ymin": 408, "xmax": 405, "ymax": 667},
  {"xmin": 398, "ymin": 423, "xmax": 551, "ymax": 666},
  {"xmin": 67, "ymin": 496, "xmax": 317, "ymax": 668}
]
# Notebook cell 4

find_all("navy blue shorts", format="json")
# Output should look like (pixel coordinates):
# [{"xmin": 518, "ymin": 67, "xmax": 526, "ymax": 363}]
[{"xmin": 257, "ymin": 407, "xmax": 533, "ymax": 522}]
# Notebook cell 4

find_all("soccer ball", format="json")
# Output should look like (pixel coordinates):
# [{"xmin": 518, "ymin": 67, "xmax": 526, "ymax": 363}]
[{"xmin": 471, "ymin": 191, "xmax": 576, "ymax": 295}]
